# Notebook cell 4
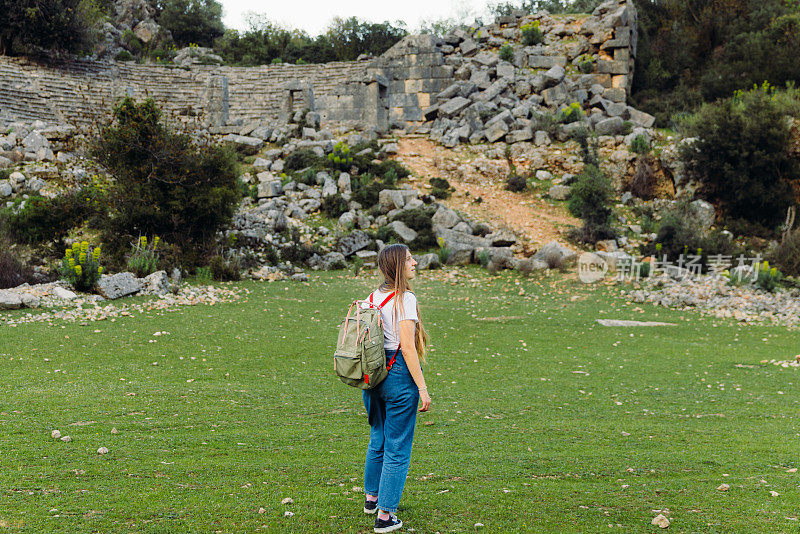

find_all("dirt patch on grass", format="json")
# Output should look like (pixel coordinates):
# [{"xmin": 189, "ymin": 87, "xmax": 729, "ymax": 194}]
[{"xmin": 395, "ymin": 137, "xmax": 580, "ymax": 250}]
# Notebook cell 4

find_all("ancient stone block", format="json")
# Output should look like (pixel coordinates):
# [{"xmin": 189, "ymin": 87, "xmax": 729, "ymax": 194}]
[{"xmin": 596, "ymin": 60, "xmax": 628, "ymax": 75}]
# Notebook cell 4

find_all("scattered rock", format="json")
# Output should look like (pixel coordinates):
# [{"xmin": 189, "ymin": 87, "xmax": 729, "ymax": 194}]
[
  {"xmin": 60, "ymin": 435, "xmax": 72, "ymax": 443},
  {"xmin": 97, "ymin": 447, "xmax": 109, "ymax": 455},
  {"xmin": 596, "ymin": 319, "xmax": 677, "ymax": 327},
  {"xmin": 51, "ymin": 430, "xmax": 62, "ymax": 439},
  {"xmin": 717, "ymin": 483, "xmax": 730, "ymax": 491},
  {"xmin": 281, "ymin": 497, "xmax": 294, "ymax": 505},
  {"xmin": 651, "ymin": 514, "xmax": 669, "ymax": 528}
]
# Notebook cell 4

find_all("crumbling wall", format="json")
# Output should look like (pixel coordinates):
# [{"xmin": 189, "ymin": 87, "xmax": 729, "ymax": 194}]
[
  {"xmin": 0, "ymin": 57, "xmax": 368, "ymax": 128},
  {"xmin": 0, "ymin": 0, "xmax": 640, "ymax": 137}
]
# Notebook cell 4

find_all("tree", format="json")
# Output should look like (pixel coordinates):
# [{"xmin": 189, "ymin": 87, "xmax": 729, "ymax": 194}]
[
  {"xmin": 0, "ymin": 0, "xmax": 102, "ymax": 56},
  {"xmin": 631, "ymin": 0, "xmax": 798, "ymax": 125},
  {"xmin": 156, "ymin": 0, "xmax": 225, "ymax": 47},
  {"xmin": 325, "ymin": 17, "xmax": 407, "ymax": 61},
  {"xmin": 680, "ymin": 86, "xmax": 799, "ymax": 233},
  {"xmin": 92, "ymin": 98, "xmax": 240, "ymax": 268}
]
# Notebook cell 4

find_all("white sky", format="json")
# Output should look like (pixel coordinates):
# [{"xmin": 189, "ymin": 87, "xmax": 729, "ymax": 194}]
[{"xmin": 220, "ymin": 0, "xmax": 491, "ymax": 35}]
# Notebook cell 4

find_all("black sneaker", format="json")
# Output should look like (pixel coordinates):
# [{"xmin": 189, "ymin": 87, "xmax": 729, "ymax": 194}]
[
  {"xmin": 374, "ymin": 513, "xmax": 402, "ymax": 533},
  {"xmin": 364, "ymin": 498, "xmax": 378, "ymax": 514}
]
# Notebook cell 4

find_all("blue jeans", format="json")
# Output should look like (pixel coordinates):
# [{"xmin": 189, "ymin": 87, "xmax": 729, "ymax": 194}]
[{"xmin": 363, "ymin": 349, "xmax": 420, "ymax": 514}]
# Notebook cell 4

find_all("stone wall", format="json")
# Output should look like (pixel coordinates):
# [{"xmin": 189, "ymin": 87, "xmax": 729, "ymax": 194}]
[
  {"xmin": 0, "ymin": 0, "xmax": 638, "ymax": 135},
  {"xmin": 0, "ymin": 56, "xmax": 368, "ymax": 128}
]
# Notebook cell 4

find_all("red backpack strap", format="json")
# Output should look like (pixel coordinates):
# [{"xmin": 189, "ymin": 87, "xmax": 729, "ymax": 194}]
[
  {"xmin": 378, "ymin": 291, "xmax": 396, "ymax": 308},
  {"xmin": 386, "ymin": 346, "xmax": 400, "ymax": 371},
  {"xmin": 370, "ymin": 291, "xmax": 400, "ymax": 370}
]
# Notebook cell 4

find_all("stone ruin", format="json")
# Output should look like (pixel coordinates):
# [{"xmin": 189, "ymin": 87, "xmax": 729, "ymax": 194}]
[{"xmin": 0, "ymin": 0, "xmax": 648, "ymax": 144}]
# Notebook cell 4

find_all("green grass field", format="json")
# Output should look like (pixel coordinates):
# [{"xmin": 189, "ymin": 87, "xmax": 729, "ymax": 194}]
[{"xmin": 1, "ymin": 268, "xmax": 799, "ymax": 533}]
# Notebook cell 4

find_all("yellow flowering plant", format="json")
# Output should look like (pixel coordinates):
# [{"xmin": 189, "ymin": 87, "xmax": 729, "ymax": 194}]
[
  {"xmin": 59, "ymin": 241, "xmax": 103, "ymax": 291},
  {"xmin": 126, "ymin": 235, "xmax": 161, "ymax": 277}
]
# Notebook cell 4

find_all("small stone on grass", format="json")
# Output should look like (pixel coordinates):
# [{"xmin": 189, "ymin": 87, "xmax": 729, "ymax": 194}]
[
  {"xmin": 651, "ymin": 514, "xmax": 669, "ymax": 528},
  {"xmin": 51, "ymin": 430, "xmax": 61, "ymax": 439}
]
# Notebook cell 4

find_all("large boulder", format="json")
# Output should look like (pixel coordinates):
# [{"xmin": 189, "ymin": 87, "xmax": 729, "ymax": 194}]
[
  {"xmin": 595, "ymin": 117, "xmax": 624, "ymax": 135},
  {"xmin": 318, "ymin": 252, "xmax": 347, "ymax": 270},
  {"xmin": 97, "ymin": 272, "xmax": 142, "ymax": 299},
  {"xmin": 690, "ymin": 199, "xmax": 715, "ymax": 231},
  {"xmin": 548, "ymin": 184, "xmax": 571, "ymax": 200},
  {"xmin": 22, "ymin": 131, "xmax": 50, "ymax": 153},
  {"xmin": 337, "ymin": 230, "xmax": 372, "ymax": 257},
  {"xmin": 0, "ymin": 290, "xmax": 22, "ymax": 310},
  {"xmin": 416, "ymin": 253, "xmax": 441, "ymax": 270},
  {"xmin": 432, "ymin": 205, "xmax": 460, "ymax": 229},
  {"xmin": 388, "ymin": 220, "xmax": 418, "ymax": 244},
  {"xmin": 221, "ymin": 134, "xmax": 263, "ymax": 155},
  {"xmin": 531, "ymin": 241, "xmax": 577, "ymax": 265},
  {"xmin": 140, "ymin": 270, "xmax": 171, "ymax": 295},
  {"xmin": 257, "ymin": 181, "xmax": 283, "ymax": 198},
  {"xmin": 435, "ymin": 225, "xmax": 490, "ymax": 265}
]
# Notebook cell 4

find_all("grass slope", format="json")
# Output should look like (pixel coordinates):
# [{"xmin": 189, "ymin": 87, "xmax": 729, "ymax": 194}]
[{"xmin": 0, "ymin": 268, "xmax": 798, "ymax": 533}]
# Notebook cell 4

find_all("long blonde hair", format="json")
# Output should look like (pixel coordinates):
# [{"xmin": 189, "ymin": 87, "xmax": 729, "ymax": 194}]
[{"xmin": 377, "ymin": 244, "xmax": 429, "ymax": 360}]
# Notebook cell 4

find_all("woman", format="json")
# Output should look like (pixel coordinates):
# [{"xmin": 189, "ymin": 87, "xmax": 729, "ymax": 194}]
[{"xmin": 362, "ymin": 244, "xmax": 431, "ymax": 533}]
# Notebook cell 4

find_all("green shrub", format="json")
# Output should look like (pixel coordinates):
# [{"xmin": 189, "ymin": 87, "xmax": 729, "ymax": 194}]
[
  {"xmin": 571, "ymin": 127, "xmax": 599, "ymax": 166},
  {"xmin": 430, "ymin": 177, "xmax": 452, "ymax": 199},
  {"xmin": 477, "ymin": 249, "xmax": 490, "ymax": 267},
  {"xmin": 753, "ymin": 260, "xmax": 783, "ymax": 292},
  {"xmin": 436, "ymin": 237, "xmax": 451, "ymax": 264},
  {"xmin": 567, "ymin": 165, "xmax": 615, "ymax": 244},
  {"xmin": 629, "ymin": 134, "xmax": 651, "ymax": 155},
  {"xmin": 531, "ymin": 111, "xmax": 559, "ymax": 137},
  {"xmin": 208, "ymin": 253, "xmax": 241, "ymax": 281},
  {"xmin": 351, "ymin": 254, "xmax": 364, "ymax": 276},
  {"xmin": 521, "ymin": 21, "xmax": 543, "ymax": 46},
  {"xmin": 280, "ymin": 227, "xmax": 319, "ymax": 265},
  {"xmin": 498, "ymin": 43, "xmax": 514, "ymax": 62},
  {"xmin": 195, "ymin": 266, "xmax": 212, "ymax": 283},
  {"xmin": 0, "ymin": 186, "xmax": 103, "ymax": 245},
  {"xmin": 0, "ymin": 237, "xmax": 33, "ymax": 289},
  {"xmin": 115, "ymin": 50, "xmax": 135, "ymax": 61},
  {"xmin": 321, "ymin": 194, "xmax": 348, "ymax": 219},
  {"xmin": 285, "ymin": 148, "xmax": 322, "ymax": 171},
  {"xmin": 577, "ymin": 54, "xmax": 595, "ymax": 74},
  {"xmin": 92, "ymin": 97, "xmax": 240, "ymax": 270},
  {"xmin": 558, "ymin": 102, "xmax": 584, "ymax": 124},
  {"xmin": 369, "ymin": 159, "xmax": 410, "ymax": 182},
  {"xmin": 506, "ymin": 172, "xmax": 527, "ymax": 192},
  {"xmin": 327, "ymin": 142, "xmax": 354, "ymax": 171},
  {"xmin": 59, "ymin": 241, "xmax": 103, "ymax": 291},
  {"xmin": 126, "ymin": 235, "xmax": 160, "ymax": 278},
  {"xmin": 390, "ymin": 207, "xmax": 437, "ymax": 250},
  {"xmin": 769, "ymin": 228, "xmax": 800, "ymax": 277},
  {"xmin": 640, "ymin": 201, "xmax": 740, "ymax": 270},
  {"xmin": 680, "ymin": 85, "xmax": 799, "ymax": 233},
  {"xmin": 295, "ymin": 168, "xmax": 318, "ymax": 186},
  {"xmin": 351, "ymin": 175, "xmax": 385, "ymax": 207}
]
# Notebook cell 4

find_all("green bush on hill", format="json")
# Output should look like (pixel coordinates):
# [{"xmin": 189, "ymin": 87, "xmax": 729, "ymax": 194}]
[
  {"xmin": 680, "ymin": 85, "xmax": 799, "ymax": 234},
  {"xmin": 92, "ymin": 97, "xmax": 240, "ymax": 270}
]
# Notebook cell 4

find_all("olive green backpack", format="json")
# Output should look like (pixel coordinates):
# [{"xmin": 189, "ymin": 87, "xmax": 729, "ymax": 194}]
[{"xmin": 334, "ymin": 291, "xmax": 400, "ymax": 390}]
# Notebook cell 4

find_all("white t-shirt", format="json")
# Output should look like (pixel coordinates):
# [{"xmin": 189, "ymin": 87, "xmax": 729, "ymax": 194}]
[{"xmin": 363, "ymin": 289, "xmax": 419, "ymax": 350}]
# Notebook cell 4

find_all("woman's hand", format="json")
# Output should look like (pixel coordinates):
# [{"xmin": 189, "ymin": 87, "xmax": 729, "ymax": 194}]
[{"xmin": 419, "ymin": 389, "xmax": 431, "ymax": 412}]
